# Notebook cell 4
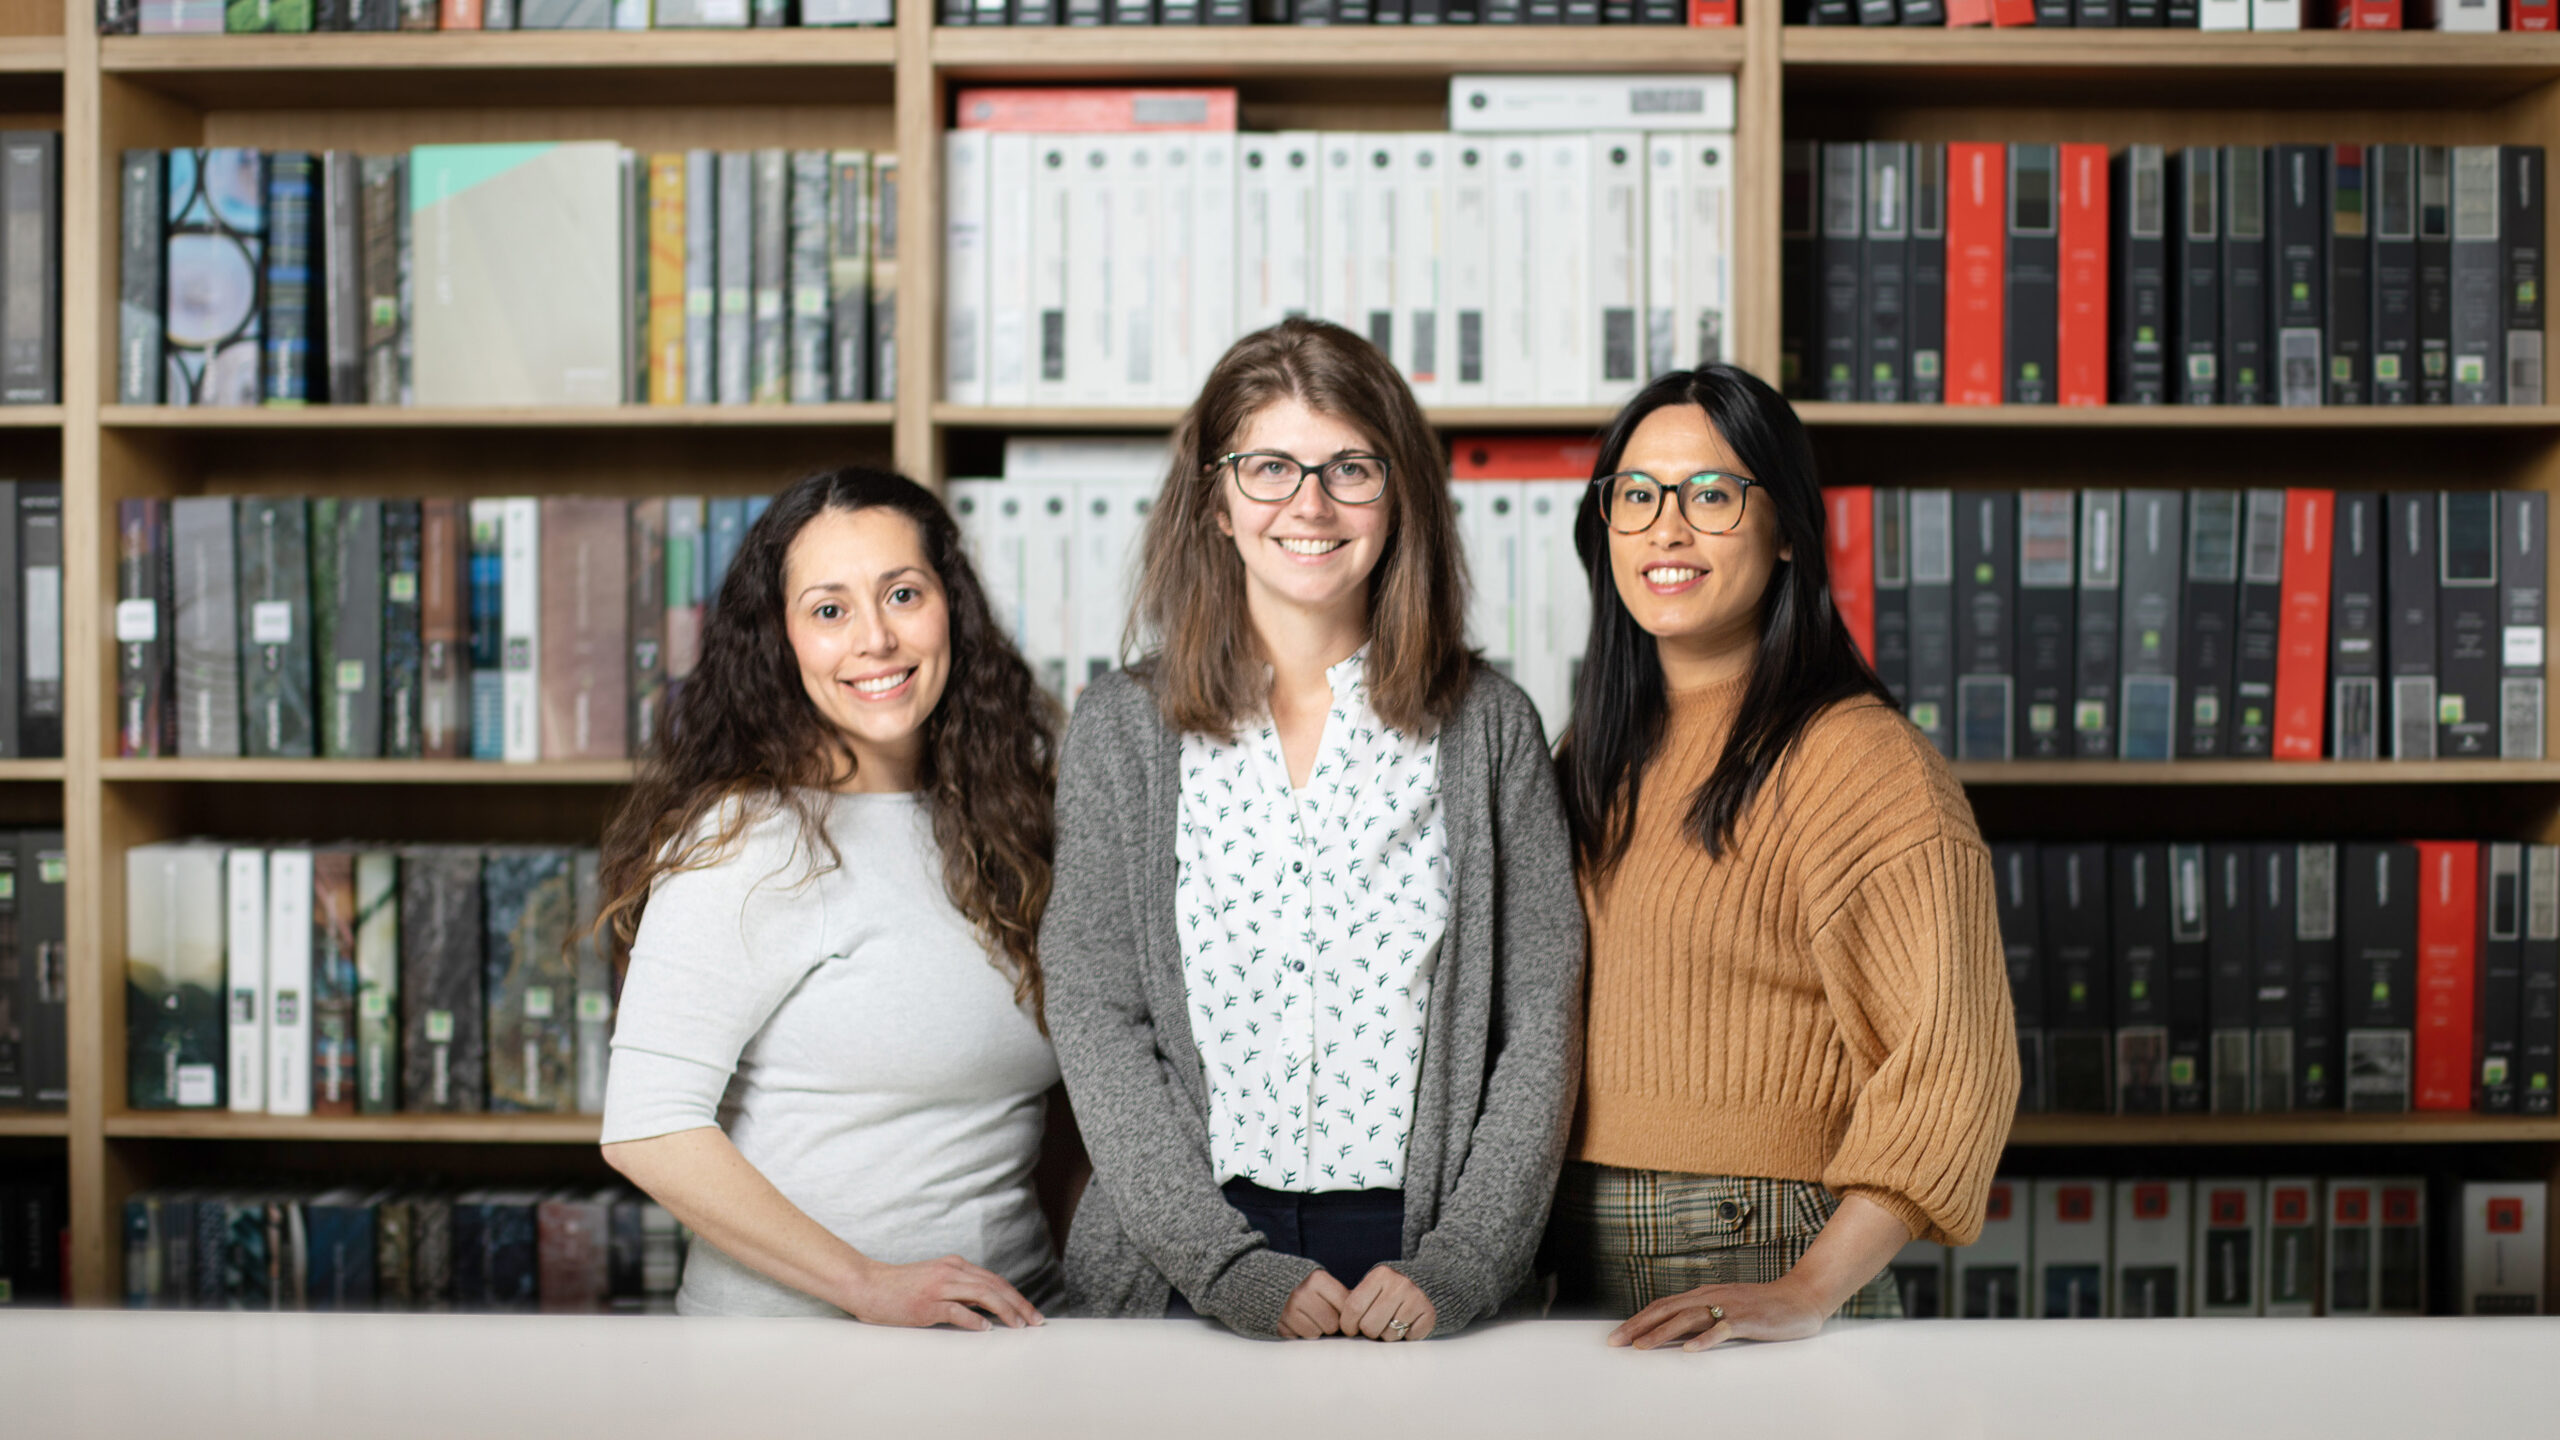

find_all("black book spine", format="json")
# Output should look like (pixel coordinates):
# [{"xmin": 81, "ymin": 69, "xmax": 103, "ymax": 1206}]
[
  {"xmin": 1810, "ymin": 0, "xmax": 1855, "ymax": 18},
  {"xmin": 2269, "ymin": 144, "xmax": 2326, "ymax": 409},
  {"xmin": 2502, "ymin": 145, "xmax": 2544, "ymax": 405},
  {"xmin": 2524, "ymin": 844, "xmax": 2559, "ymax": 1116},
  {"xmin": 2439, "ymin": 490, "xmax": 2501, "ymax": 758},
  {"xmin": 2387, "ymin": 490, "xmax": 2440, "ymax": 760},
  {"xmin": 2327, "ymin": 144, "xmax": 2371, "ymax": 406},
  {"xmin": 2175, "ymin": 147, "xmax": 2221, "ymax": 405},
  {"xmin": 2501, "ymin": 490, "xmax": 2546, "ymax": 760},
  {"xmin": 2222, "ymin": 145, "xmax": 2270, "ymax": 405},
  {"xmin": 1818, "ymin": 145, "xmax": 1864, "ymax": 404},
  {"xmin": 1861, "ymin": 142, "xmax": 1909, "ymax": 404},
  {"xmin": 2480, "ymin": 842, "xmax": 2525, "ymax": 1112},
  {"xmin": 1907, "ymin": 490, "xmax": 1956, "ymax": 757},
  {"xmin": 2043, "ymin": 843, "xmax": 2114, "ymax": 1116},
  {"xmin": 2113, "ymin": 844, "xmax": 2172, "ymax": 1115},
  {"xmin": 2370, "ymin": 145, "xmax": 2419, "ymax": 406},
  {"xmin": 2077, "ymin": 0, "xmax": 2116, "ymax": 19},
  {"xmin": 99, "ymin": 0, "xmax": 139, "ymax": 31},
  {"xmin": 2331, "ymin": 490, "xmax": 2385, "ymax": 761},
  {"xmin": 382, "ymin": 501, "xmax": 423, "ymax": 760},
  {"xmin": 17, "ymin": 483, "xmax": 59, "ymax": 759},
  {"xmin": 2178, "ymin": 490, "xmax": 2241, "ymax": 757},
  {"xmin": 1600, "ymin": 0, "xmax": 1634, "ymax": 17},
  {"xmin": 2074, "ymin": 490, "xmax": 2121, "ymax": 759},
  {"xmin": 2343, "ymin": 842, "xmax": 2418, "ymax": 1114},
  {"xmin": 2167, "ymin": 843, "xmax": 2210, "ymax": 1114},
  {"xmin": 1909, "ymin": 143, "xmax": 1947, "ymax": 405},
  {"xmin": 2116, "ymin": 489, "xmax": 2185, "ymax": 762},
  {"xmin": 2005, "ymin": 144, "xmax": 2060, "ymax": 405},
  {"xmin": 20, "ymin": 830, "xmax": 64, "ymax": 1108},
  {"xmin": 2123, "ymin": 0, "xmax": 2161, "ymax": 18},
  {"xmin": 2418, "ymin": 146, "xmax": 2453, "ymax": 405},
  {"xmin": 1996, "ymin": 842, "xmax": 2047, "ymax": 1114},
  {"xmin": 2114, "ymin": 145, "xmax": 2169, "ymax": 404},
  {"xmin": 0, "ymin": 133, "xmax": 57, "ymax": 406},
  {"xmin": 1954, "ymin": 490, "xmax": 2017, "ymax": 760},
  {"xmin": 2294, "ymin": 843, "xmax": 2341, "ymax": 1111},
  {"xmin": 2250, "ymin": 842, "xmax": 2297, "ymax": 1114},
  {"xmin": 1857, "ymin": 0, "xmax": 1897, "ymax": 20},
  {"xmin": 2166, "ymin": 0, "xmax": 2196, "ymax": 18},
  {"xmin": 2015, "ymin": 489, "xmax": 2077, "ymax": 760},
  {"xmin": 1782, "ymin": 142, "xmax": 1817, "ymax": 399},
  {"xmin": 2231, "ymin": 488, "xmax": 2286, "ymax": 757},
  {"xmin": 1872, "ymin": 489, "xmax": 1911, "ymax": 708},
  {"xmin": 0, "ymin": 480, "xmax": 17, "ymax": 758},
  {"xmin": 1903, "ymin": 0, "xmax": 1945, "ymax": 17},
  {"xmin": 2451, "ymin": 147, "xmax": 2501, "ymax": 406},
  {"xmin": 939, "ymin": 0, "xmax": 972, "ymax": 20},
  {"xmin": 2206, "ymin": 844, "xmax": 2253, "ymax": 1112},
  {"xmin": 2035, "ymin": 0, "xmax": 2073, "ymax": 20}
]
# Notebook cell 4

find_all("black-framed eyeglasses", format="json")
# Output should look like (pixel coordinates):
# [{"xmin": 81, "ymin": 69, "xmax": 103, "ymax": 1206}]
[
  {"xmin": 1593, "ymin": 470, "xmax": 1759, "ymax": 536},
  {"xmin": 1213, "ymin": 450, "xmax": 1392, "ymax": 506}
]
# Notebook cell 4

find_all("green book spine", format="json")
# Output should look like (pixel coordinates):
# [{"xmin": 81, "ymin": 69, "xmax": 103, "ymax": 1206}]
[
  {"xmin": 355, "ymin": 850, "xmax": 399, "ymax": 1113},
  {"xmin": 483, "ymin": 848, "xmax": 574, "ymax": 1113}
]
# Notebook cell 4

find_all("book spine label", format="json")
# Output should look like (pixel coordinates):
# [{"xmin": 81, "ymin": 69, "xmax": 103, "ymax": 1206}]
[
  {"xmin": 2272, "ymin": 489, "xmax": 2333, "ymax": 760},
  {"xmin": 2501, "ymin": 490, "xmax": 2546, "ymax": 759},
  {"xmin": 1947, "ymin": 143, "xmax": 2006, "ymax": 406},
  {"xmin": 2415, "ymin": 841, "xmax": 2480, "ymax": 1110},
  {"xmin": 2112, "ymin": 145, "xmax": 2168, "ymax": 404},
  {"xmin": 2006, "ymin": 144, "xmax": 2061, "ymax": 405}
]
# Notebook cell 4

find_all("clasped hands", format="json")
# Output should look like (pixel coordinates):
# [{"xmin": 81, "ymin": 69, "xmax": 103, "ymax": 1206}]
[{"xmin": 1278, "ymin": 1265, "xmax": 1437, "ymax": 1341}]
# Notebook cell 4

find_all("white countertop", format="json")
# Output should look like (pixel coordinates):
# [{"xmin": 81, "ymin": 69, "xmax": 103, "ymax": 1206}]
[{"xmin": 6, "ymin": 1312, "xmax": 2556, "ymax": 1439}]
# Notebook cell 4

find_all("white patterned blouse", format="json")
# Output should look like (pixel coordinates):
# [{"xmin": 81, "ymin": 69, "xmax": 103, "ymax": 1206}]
[{"xmin": 1175, "ymin": 648, "xmax": 1453, "ymax": 1195}]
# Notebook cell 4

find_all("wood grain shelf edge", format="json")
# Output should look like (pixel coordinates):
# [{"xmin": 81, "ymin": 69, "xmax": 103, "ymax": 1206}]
[
  {"xmin": 103, "ymin": 1112, "xmax": 602, "ymax": 1144},
  {"xmin": 99, "ymin": 30, "xmax": 898, "ymax": 74},
  {"xmin": 2007, "ymin": 1113, "xmax": 2560, "ymax": 1146},
  {"xmin": 1951, "ymin": 760, "xmax": 2560, "ymax": 786},
  {"xmin": 100, "ymin": 403, "xmax": 895, "ymax": 430},
  {"xmin": 932, "ymin": 26, "xmax": 1749, "ymax": 76},
  {"xmin": 0, "ymin": 1112, "xmax": 70, "ymax": 1137},
  {"xmin": 1783, "ymin": 28, "xmax": 2560, "ymax": 71}
]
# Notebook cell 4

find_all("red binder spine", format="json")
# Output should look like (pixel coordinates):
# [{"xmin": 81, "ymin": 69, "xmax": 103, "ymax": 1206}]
[
  {"xmin": 1947, "ymin": 0, "xmax": 1995, "ymax": 19},
  {"xmin": 1948, "ymin": 142, "xmax": 2007, "ymax": 407},
  {"xmin": 1827, "ymin": 486, "xmax": 1876, "ymax": 666},
  {"xmin": 1991, "ymin": 0, "xmax": 2037, "ymax": 20},
  {"xmin": 2272, "ymin": 488, "xmax": 2334, "ymax": 760},
  {"xmin": 1686, "ymin": 0, "xmax": 1739, "ymax": 22},
  {"xmin": 2415, "ymin": 841, "xmax": 2481, "ymax": 1111},
  {"xmin": 2335, "ymin": 0, "xmax": 2402, "ymax": 24},
  {"xmin": 2058, "ymin": 143, "xmax": 2110, "ymax": 408},
  {"xmin": 2513, "ymin": 0, "xmax": 2555, "ymax": 30}
]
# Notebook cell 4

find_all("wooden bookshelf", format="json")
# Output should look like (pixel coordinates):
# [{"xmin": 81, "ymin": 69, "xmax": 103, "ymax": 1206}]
[
  {"xmin": 28, "ymin": 6, "xmax": 2560, "ymax": 1312},
  {"xmin": 102, "ymin": 1111, "xmax": 601, "ymax": 1145}
]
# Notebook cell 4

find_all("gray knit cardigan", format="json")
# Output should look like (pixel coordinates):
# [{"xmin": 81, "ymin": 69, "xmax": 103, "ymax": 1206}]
[{"xmin": 1040, "ymin": 665, "xmax": 1585, "ymax": 1340}]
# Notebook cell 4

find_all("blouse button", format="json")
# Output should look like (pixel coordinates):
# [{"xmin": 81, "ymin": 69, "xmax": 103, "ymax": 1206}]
[
  {"xmin": 1292, "ymin": 861, "xmax": 1304, "ymax": 874},
  {"xmin": 1293, "ymin": 961, "xmax": 1307, "ymax": 973}
]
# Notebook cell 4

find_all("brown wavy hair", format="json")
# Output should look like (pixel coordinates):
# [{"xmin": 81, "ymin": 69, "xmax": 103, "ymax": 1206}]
[
  {"xmin": 596, "ymin": 468, "xmax": 1060, "ymax": 1019},
  {"xmin": 1135, "ymin": 318, "xmax": 1471, "ymax": 739}
]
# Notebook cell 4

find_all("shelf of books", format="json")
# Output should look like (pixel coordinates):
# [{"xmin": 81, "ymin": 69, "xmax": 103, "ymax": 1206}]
[{"xmin": 9, "ymin": 3, "xmax": 2556, "ymax": 1317}]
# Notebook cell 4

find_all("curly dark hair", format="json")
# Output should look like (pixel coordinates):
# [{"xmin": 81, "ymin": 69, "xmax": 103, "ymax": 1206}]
[{"xmin": 596, "ymin": 467, "xmax": 1061, "ymax": 1019}]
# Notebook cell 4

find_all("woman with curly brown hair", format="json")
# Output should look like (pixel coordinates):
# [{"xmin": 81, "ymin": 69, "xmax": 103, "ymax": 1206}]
[{"xmin": 597, "ymin": 467, "xmax": 1065, "ymax": 1326}]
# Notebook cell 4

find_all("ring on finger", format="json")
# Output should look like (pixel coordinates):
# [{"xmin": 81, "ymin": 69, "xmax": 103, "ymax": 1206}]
[
  {"xmin": 1387, "ymin": 1316, "xmax": 1412, "ymax": 1339},
  {"xmin": 1707, "ymin": 1305, "xmax": 1725, "ymax": 1323}
]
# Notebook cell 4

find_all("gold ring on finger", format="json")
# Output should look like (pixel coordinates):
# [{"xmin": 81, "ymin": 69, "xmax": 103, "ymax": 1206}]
[
  {"xmin": 1388, "ymin": 1318, "xmax": 1412, "ymax": 1337},
  {"xmin": 1708, "ymin": 1305, "xmax": 1725, "ymax": 1323}
]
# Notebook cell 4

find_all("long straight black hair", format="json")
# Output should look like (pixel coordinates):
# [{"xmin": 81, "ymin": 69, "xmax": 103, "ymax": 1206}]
[{"xmin": 1558, "ymin": 365, "xmax": 1891, "ymax": 876}]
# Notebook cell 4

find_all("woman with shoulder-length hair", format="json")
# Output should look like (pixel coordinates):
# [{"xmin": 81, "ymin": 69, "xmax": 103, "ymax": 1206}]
[
  {"xmin": 1042, "ymin": 318, "xmax": 1584, "ymax": 1343},
  {"xmin": 597, "ymin": 467, "xmax": 1065, "ymax": 1327},
  {"xmin": 1549, "ymin": 365, "xmax": 2016, "ymax": 1351}
]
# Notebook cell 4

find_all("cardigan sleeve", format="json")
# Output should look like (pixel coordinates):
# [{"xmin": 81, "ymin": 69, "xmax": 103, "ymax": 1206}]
[
  {"xmin": 1038, "ymin": 678, "xmax": 1320, "ymax": 1337},
  {"xmin": 1389, "ymin": 680, "xmax": 1586, "ymax": 1333},
  {"xmin": 1806, "ymin": 832, "xmax": 2017, "ymax": 1246}
]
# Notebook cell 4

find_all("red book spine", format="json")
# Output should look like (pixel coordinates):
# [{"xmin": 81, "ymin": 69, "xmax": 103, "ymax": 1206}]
[
  {"xmin": 1449, "ymin": 435, "xmax": 1604, "ymax": 481},
  {"xmin": 1947, "ymin": 0, "xmax": 1995, "ymax": 19},
  {"xmin": 2336, "ymin": 0, "xmax": 2402, "ymax": 24},
  {"xmin": 2272, "ymin": 488, "xmax": 2334, "ymax": 759},
  {"xmin": 1947, "ymin": 143, "xmax": 2007, "ymax": 407},
  {"xmin": 1992, "ymin": 0, "xmax": 2037, "ymax": 21},
  {"xmin": 1826, "ymin": 487, "xmax": 1876, "ymax": 666},
  {"xmin": 2058, "ymin": 143, "xmax": 2110, "ymax": 408},
  {"xmin": 1687, "ymin": 0, "xmax": 1739, "ymax": 22},
  {"xmin": 2415, "ymin": 841, "xmax": 2481, "ymax": 1111},
  {"xmin": 2516, "ymin": 0, "xmax": 2556, "ymax": 29}
]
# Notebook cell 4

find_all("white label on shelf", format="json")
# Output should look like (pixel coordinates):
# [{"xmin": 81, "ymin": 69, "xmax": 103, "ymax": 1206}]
[
  {"xmin": 2506, "ymin": 626, "xmax": 2544, "ymax": 669},
  {"xmin": 252, "ymin": 600, "xmax": 293, "ymax": 645},
  {"xmin": 425, "ymin": 1009, "xmax": 455, "ymax": 1044},
  {"xmin": 577, "ymin": 992, "xmax": 613, "ymax": 1022},
  {"xmin": 361, "ymin": 991, "xmax": 390, "ymax": 1020},
  {"xmin": 114, "ymin": 599, "xmax": 158, "ymax": 643},
  {"xmin": 388, "ymin": 571, "xmax": 418, "ymax": 605},
  {"xmin": 337, "ymin": 660, "xmax": 366, "ymax": 694},
  {"xmin": 525, "ymin": 986, "xmax": 555, "ymax": 1020},
  {"xmin": 175, "ymin": 1064, "xmax": 218, "ymax": 1108}
]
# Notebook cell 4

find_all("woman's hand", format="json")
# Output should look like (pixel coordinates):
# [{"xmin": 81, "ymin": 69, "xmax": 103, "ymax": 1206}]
[
  {"xmin": 843, "ymin": 1254, "xmax": 1045, "ymax": 1331},
  {"xmin": 1277, "ymin": 1269, "xmax": 1351, "ymax": 1339},
  {"xmin": 1337, "ymin": 1265, "xmax": 1438, "ymax": 1342},
  {"xmin": 1608, "ymin": 1277, "xmax": 1830, "ymax": 1352}
]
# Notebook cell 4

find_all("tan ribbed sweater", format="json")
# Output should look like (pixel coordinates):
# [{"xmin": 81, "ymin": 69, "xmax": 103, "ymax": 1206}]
[{"xmin": 1574, "ymin": 674, "xmax": 2017, "ymax": 1245}]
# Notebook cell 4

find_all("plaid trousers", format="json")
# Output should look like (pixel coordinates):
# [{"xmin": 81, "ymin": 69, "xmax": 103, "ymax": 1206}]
[{"xmin": 1545, "ymin": 1162, "xmax": 1904, "ymax": 1320}]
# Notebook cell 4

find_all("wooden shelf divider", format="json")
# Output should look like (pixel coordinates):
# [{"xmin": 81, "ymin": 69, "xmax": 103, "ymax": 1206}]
[{"xmin": 0, "ymin": 1112, "xmax": 71, "ymax": 1138}]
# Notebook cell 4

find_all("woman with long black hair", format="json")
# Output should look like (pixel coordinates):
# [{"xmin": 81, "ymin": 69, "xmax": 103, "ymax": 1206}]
[
  {"xmin": 596, "ymin": 468, "xmax": 1065, "ymax": 1326},
  {"xmin": 1549, "ymin": 366, "xmax": 2016, "ymax": 1350}
]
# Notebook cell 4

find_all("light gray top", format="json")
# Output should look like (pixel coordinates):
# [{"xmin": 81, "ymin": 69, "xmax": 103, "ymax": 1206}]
[
  {"xmin": 1042, "ymin": 666, "xmax": 1585, "ymax": 1340},
  {"xmin": 602, "ymin": 791, "xmax": 1061, "ymax": 1318}
]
